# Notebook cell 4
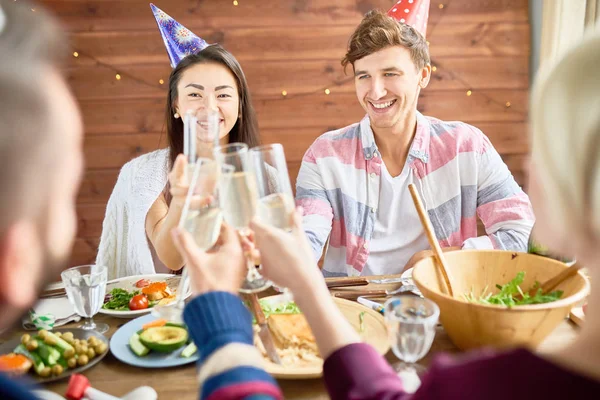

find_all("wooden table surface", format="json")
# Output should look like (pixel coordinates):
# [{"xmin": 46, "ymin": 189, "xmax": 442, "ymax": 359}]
[{"xmin": 1, "ymin": 277, "xmax": 580, "ymax": 400}]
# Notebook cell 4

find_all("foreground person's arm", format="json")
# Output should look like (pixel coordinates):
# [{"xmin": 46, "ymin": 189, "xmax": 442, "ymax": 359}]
[
  {"xmin": 173, "ymin": 226, "xmax": 283, "ymax": 400},
  {"xmin": 250, "ymin": 211, "xmax": 409, "ymax": 400}
]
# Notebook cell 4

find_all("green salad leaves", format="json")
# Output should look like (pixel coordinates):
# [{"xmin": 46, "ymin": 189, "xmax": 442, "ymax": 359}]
[
  {"xmin": 259, "ymin": 300, "xmax": 301, "ymax": 319},
  {"xmin": 463, "ymin": 271, "xmax": 563, "ymax": 307},
  {"xmin": 102, "ymin": 288, "xmax": 139, "ymax": 311}
]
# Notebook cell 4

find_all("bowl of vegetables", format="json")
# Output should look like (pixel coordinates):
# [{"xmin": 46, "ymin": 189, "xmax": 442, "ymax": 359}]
[{"xmin": 411, "ymin": 250, "xmax": 590, "ymax": 350}]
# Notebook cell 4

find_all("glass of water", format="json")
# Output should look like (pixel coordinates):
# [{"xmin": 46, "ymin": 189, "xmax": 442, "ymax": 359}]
[
  {"xmin": 384, "ymin": 295, "xmax": 439, "ymax": 378},
  {"xmin": 61, "ymin": 264, "xmax": 109, "ymax": 334}
]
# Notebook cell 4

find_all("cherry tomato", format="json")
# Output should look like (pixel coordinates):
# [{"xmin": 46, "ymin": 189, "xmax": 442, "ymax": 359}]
[
  {"xmin": 135, "ymin": 279, "xmax": 151, "ymax": 288},
  {"xmin": 129, "ymin": 294, "xmax": 149, "ymax": 310}
]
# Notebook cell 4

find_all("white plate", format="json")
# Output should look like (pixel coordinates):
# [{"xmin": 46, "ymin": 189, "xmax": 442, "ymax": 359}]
[
  {"xmin": 99, "ymin": 274, "xmax": 190, "ymax": 319},
  {"xmin": 401, "ymin": 267, "xmax": 414, "ymax": 282}
]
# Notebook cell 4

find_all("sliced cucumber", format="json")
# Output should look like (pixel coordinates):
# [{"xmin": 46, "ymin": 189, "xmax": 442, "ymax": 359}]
[
  {"xmin": 129, "ymin": 333, "xmax": 150, "ymax": 357},
  {"xmin": 14, "ymin": 344, "xmax": 45, "ymax": 374},
  {"xmin": 181, "ymin": 342, "xmax": 197, "ymax": 358}
]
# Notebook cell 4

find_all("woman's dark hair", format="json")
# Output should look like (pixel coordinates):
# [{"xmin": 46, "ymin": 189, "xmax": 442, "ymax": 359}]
[{"xmin": 164, "ymin": 44, "xmax": 260, "ymax": 203}]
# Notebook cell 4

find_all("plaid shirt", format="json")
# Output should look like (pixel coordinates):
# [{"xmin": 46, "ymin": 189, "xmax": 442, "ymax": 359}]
[{"xmin": 296, "ymin": 112, "xmax": 535, "ymax": 277}]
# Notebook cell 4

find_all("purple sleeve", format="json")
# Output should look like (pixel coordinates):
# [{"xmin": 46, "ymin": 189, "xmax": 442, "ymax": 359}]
[{"xmin": 323, "ymin": 343, "xmax": 410, "ymax": 400}]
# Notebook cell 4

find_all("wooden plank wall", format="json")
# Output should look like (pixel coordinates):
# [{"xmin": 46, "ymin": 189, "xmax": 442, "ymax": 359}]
[{"xmin": 40, "ymin": 0, "xmax": 530, "ymax": 267}]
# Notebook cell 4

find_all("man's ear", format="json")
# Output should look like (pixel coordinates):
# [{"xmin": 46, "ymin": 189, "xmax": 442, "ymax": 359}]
[
  {"xmin": 0, "ymin": 221, "xmax": 42, "ymax": 309},
  {"xmin": 419, "ymin": 64, "xmax": 432, "ymax": 89}
]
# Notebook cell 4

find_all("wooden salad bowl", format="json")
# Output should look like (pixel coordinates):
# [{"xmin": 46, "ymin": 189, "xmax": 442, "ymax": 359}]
[{"xmin": 411, "ymin": 250, "xmax": 589, "ymax": 350}]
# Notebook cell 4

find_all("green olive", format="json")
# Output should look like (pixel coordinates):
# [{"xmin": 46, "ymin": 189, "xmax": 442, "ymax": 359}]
[
  {"xmin": 44, "ymin": 335, "xmax": 58, "ymax": 346},
  {"xmin": 26, "ymin": 340, "xmax": 38, "ymax": 351},
  {"xmin": 87, "ymin": 348, "xmax": 96, "ymax": 359},
  {"xmin": 21, "ymin": 334, "xmax": 31, "ymax": 345},
  {"xmin": 62, "ymin": 332, "xmax": 74, "ymax": 341},
  {"xmin": 94, "ymin": 343, "xmax": 107, "ymax": 354},
  {"xmin": 67, "ymin": 357, "xmax": 77, "ymax": 369},
  {"xmin": 51, "ymin": 365, "xmax": 64, "ymax": 375},
  {"xmin": 39, "ymin": 367, "xmax": 51, "ymax": 377},
  {"xmin": 79, "ymin": 345, "xmax": 89, "ymax": 355},
  {"xmin": 54, "ymin": 332, "xmax": 62, "ymax": 338},
  {"xmin": 63, "ymin": 347, "xmax": 75, "ymax": 359},
  {"xmin": 77, "ymin": 354, "xmax": 89, "ymax": 366},
  {"xmin": 38, "ymin": 330, "xmax": 48, "ymax": 339}
]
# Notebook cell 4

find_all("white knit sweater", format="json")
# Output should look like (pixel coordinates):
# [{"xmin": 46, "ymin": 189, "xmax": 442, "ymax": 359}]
[{"xmin": 96, "ymin": 149, "xmax": 170, "ymax": 280}]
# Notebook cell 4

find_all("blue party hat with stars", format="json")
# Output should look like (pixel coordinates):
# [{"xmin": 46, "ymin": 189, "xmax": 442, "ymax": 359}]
[{"xmin": 150, "ymin": 3, "xmax": 209, "ymax": 68}]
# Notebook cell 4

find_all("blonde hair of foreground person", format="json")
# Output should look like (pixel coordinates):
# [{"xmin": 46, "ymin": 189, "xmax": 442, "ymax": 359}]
[{"xmin": 529, "ymin": 28, "xmax": 600, "ymax": 258}]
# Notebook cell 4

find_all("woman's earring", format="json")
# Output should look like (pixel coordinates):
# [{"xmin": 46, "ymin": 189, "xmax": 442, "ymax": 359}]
[{"xmin": 174, "ymin": 112, "xmax": 180, "ymax": 119}]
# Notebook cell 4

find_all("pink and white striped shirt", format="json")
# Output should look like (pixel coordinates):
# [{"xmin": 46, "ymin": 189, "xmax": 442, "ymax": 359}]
[{"xmin": 296, "ymin": 112, "xmax": 535, "ymax": 277}]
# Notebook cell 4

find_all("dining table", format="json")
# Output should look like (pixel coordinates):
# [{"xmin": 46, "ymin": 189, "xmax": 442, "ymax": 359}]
[{"xmin": 0, "ymin": 275, "xmax": 580, "ymax": 400}]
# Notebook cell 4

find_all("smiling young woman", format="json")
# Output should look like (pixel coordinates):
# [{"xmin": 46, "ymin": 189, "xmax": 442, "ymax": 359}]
[{"xmin": 96, "ymin": 44, "xmax": 261, "ymax": 280}]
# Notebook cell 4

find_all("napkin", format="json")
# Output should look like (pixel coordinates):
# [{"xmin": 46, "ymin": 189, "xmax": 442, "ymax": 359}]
[{"xmin": 22, "ymin": 297, "xmax": 80, "ymax": 330}]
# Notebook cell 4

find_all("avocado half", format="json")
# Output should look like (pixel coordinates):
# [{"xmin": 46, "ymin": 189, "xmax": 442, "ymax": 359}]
[{"xmin": 139, "ymin": 326, "xmax": 188, "ymax": 353}]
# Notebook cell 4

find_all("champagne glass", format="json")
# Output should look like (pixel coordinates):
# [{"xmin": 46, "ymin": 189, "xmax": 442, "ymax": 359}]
[
  {"xmin": 384, "ymin": 295, "xmax": 439, "ymax": 380},
  {"xmin": 214, "ymin": 142, "xmax": 271, "ymax": 293},
  {"xmin": 249, "ymin": 143, "xmax": 295, "ymax": 297},
  {"xmin": 153, "ymin": 158, "xmax": 232, "ymax": 322},
  {"xmin": 61, "ymin": 265, "xmax": 109, "ymax": 334},
  {"xmin": 249, "ymin": 144, "xmax": 295, "ymax": 231}
]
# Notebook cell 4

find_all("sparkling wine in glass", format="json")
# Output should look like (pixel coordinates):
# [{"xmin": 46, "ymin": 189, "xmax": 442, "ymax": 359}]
[
  {"xmin": 384, "ymin": 295, "xmax": 439, "ymax": 384},
  {"xmin": 61, "ymin": 264, "xmax": 109, "ymax": 334},
  {"xmin": 153, "ymin": 158, "xmax": 232, "ymax": 322},
  {"xmin": 249, "ymin": 144, "xmax": 295, "ymax": 231},
  {"xmin": 214, "ymin": 142, "xmax": 271, "ymax": 293},
  {"xmin": 249, "ymin": 143, "xmax": 295, "ymax": 296}
]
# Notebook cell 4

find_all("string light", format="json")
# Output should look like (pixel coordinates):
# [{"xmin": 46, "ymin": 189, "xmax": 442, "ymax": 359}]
[
  {"xmin": 466, "ymin": 90, "xmax": 472, "ymax": 96},
  {"xmin": 115, "ymin": 74, "xmax": 121, "ymax": 81},
  {"xmin": 426, "ymin": 41, "xmax": 430, "ymax": 46},
  {"xmin": 31, "ymin": 8, "xmax": 35, "ymax": 12},
  {"xmin": 159, "ymin": 79, "xmax": 165, "ymax": 85},
  {"xmin": 281, "ymin": 90, "xmax": 287, "ymax": 97},
  {"xmin": 505, "ymin": 101, "xmax": 511, "ymax": 108},
  {"xmin": 233, "ymin": 0, "xmax": 239, "ymax": 5},
  {"xmin": 325, "ymin": 89, "xmax": 331, "ymax": 95},
  {"xmin": 432, "ymin": 66, "xmax": 437, "ymax": 72},
  {"xmin": 72, "ymin": 52, "xmax": 79, "ymax": 58},
  {"xmin": 439, "ymin": 4, "xmax": 444, "ymax": 9}
]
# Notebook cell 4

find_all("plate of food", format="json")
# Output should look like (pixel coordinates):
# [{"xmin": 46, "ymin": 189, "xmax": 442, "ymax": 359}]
[
  {"xmin": 109, "ymin": 314, "xmax": 198, "ymax": 368},
  {"xmin": 100, "ymin": 274, "xmax": 191, "ymax": 318},
  {"xmin": 0, "ymin": 328, "xmax": 108, "ymax": 383},
  {"xmin": 255, "ymin": 294, "xmax": 390, "ymax": 379}
]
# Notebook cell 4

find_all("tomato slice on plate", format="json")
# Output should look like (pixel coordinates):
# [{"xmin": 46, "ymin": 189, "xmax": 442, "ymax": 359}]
[{"xmin": 129, "ymin": 294, "xmax": 149, "ymax": 310}]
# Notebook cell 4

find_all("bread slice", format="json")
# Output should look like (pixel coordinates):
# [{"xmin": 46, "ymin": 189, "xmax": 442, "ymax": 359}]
[{"xmin": 267, "ymin": 314, "xmax": 318, "ymax": 353}]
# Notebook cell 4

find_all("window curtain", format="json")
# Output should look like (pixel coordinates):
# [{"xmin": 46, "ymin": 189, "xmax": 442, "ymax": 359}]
[{"xmin": 539, "ymin": 0, "xmax": 599, "ymax": 68}]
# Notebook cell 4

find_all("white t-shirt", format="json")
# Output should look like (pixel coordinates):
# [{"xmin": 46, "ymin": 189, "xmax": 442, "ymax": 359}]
[{"xmin": 362, "ymin": 161, "xmax": 430, "ymax": 276}]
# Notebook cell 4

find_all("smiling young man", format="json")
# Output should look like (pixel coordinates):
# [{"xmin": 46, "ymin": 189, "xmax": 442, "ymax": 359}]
[{"xmin": 296, "ymin": 11, "xmax": 535, "ymax": 277}]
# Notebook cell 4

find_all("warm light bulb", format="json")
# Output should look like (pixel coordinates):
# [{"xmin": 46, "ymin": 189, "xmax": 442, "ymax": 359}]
[
  {"xmin": 426, "ymin": 41, "xmax": 430, "ymax": 46},
  {"xmin": 432, "ymin": 66, "xmax": 437, "ymax": 72},
  {"xmin": 439, "ymin": 4, "xmax": 444, "ymax": 9},
  {"xmin": 282, "ymin": 90, "xmax": 287, "ymax": 96},
  {"xmin": 505, "ymin": 101, "xmax": 511, "ymax": 108},
  {"xmin": 466, "ymin": 90, "xmax": 472, "ymax": 96},
  {"xmin": 233, "ymin": 0, "xmax": 239, "ymax": 5},
  {"xmin": 73, "ymin": 52, "xmax": 79, "ymax": 58},
  {"xmin": 325, "ymin": 89, "xmax": 331, "ymax": 95},
  {"xmin": 159, "ymin": 79, "xmax": 165, "ymax": 85},
  {"xmin": 115, "ymin": 74, "xmax": 122, "ymax": 80}
]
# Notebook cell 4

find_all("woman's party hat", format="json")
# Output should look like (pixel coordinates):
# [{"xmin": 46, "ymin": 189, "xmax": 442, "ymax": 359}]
[{"xmin": 150, "ymin": 3, "xmax": 209, "ymax": 68}]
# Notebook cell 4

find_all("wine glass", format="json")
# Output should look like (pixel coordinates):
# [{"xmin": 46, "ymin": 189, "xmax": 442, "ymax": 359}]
[
  {"xmin": 384, "ymin": 295, "xmax": 439, "ymax": 381},
  {"xmin": 61, "ymin": 264, "xmax": 109, "ymax": 334},
  {"xmin": 214, "ymin": 142, "xmax": 271, "ymax": 293},
  {"xmin": 249, "ymin": 143, "xmax": 295, "ymax": 297},
  {"xmin": 153, "ymin": 158, "xmax": 233, "ymax": 322}
]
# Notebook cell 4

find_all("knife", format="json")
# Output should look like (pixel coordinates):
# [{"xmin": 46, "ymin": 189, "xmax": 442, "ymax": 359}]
[{"xmin": 247, "ymin": 294, "xmax": 281, "ymax": 365}]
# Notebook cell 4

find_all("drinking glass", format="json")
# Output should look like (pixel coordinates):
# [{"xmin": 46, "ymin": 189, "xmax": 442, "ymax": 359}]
[
  {"xmin": 249, "ymin": 144, "xmax": 295, "ymax": 297},
  {"xmin": 214, "ymin": 142, "xmax": 271, "ymax": 293},
  {"xmin": 249, "ymin": 144, "xmax": 295, "ymax": 231},
  {"xmin": 153, "ymin": 158, "xmax": 233, "ymax": 322},
  {"xmin": 384, "ymin": 295, "xmax": 439, "ymax": 378},
  {"xmin": 61, "ymin": 264, "xmax": 109, "ymax": 334}
]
